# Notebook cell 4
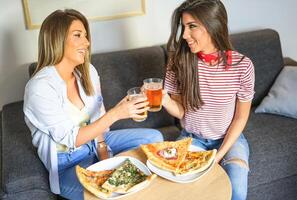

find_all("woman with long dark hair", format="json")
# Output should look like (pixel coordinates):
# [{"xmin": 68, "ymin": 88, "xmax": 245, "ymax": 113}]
[{"xmin": 162, "ymin": 1, "xmax": 254, "ymax": 199}]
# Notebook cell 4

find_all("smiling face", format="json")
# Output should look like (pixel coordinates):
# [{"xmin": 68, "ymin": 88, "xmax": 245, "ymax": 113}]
[
  {"xmin": 63, "ymin": 20, "xmax": 90, "ymax": 67},
  {"xmin": 182, "ymin": 12, "xmax": 217, "ymax": 54}
]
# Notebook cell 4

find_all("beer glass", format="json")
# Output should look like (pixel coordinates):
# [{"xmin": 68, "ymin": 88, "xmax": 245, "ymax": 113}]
[
  {"xmin": 127, "ymin": 87, "xmax": 148, "ymax": 122},
  {"xmin": 143, "ymin": 78, "xmax": 163, "ymax": 112}
]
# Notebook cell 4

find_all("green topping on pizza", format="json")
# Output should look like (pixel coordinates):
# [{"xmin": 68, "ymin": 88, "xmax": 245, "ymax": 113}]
[{"xmin": 107, "ymin": 159, "xmax": 147, "ymax": 187}]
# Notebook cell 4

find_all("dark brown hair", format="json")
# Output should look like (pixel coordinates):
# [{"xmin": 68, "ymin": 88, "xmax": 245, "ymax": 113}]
[
  {"xmin": 167, "ymin": 0, "xmax": 235, "ymax": 110},
  {"xmin": 34, "ymin": 9, "xmax": 94, "ymax": 95}
]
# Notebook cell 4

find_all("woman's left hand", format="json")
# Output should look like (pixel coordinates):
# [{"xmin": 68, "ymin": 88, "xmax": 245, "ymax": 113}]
[
  {"xmin": 162, "ymin": 89, "xmax": 171, "ymax": 107},
  {"xmin": 215, "ymin": 152, "xmax": 224, "ymax": 163}
]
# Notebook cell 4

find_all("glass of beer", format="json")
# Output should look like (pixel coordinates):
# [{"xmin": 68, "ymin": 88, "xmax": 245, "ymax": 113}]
[
  {"xmin": 143, "ymin": 78, "xmax": 163, "ymax": 112},
  {"xmin": 127, "ymin": 87, "xmax": 148, "ymax": 122}
]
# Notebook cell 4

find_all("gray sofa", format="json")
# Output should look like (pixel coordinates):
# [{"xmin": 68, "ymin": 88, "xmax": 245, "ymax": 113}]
[{"xmin": 1, "ymin": 29, "xmax": 297, "ymax": 200}]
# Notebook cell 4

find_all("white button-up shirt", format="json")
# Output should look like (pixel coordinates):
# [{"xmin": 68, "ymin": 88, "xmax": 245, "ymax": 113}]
[{"xmin": 23, "ymin": 64, "xmax": 105, "ymax": 194}]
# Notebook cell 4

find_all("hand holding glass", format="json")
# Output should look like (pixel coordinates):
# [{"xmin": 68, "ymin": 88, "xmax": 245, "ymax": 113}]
[
  {"xmin": 127, "ymin": 87, "xmax": 148, "ymax": 122},
  {"xmin": 143, "ymin": 78, "xmax": 163, "ymax": 112}
]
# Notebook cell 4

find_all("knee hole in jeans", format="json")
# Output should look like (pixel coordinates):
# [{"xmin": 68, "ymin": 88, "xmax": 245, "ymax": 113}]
[{"xmin": 221, "ymin": 158, "xmax": 249, "ymax": 170}]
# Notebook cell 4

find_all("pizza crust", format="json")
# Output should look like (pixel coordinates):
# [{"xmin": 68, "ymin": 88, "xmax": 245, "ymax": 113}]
[{"xmin": 75, "ymin": 165, "xmax": 112, "ymax": 198}]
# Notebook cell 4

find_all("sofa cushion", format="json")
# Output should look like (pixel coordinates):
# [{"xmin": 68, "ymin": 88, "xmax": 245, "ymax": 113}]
[
  {"xmin": 230, "ymin": 29, "xmax": 284, "ymax": 106},
  {"xmin": 91, "ymin": 46, "xmax": 176, "ymax": 130},
  {"xmin": 255, "ymin": 66, "xmax": 297, "ymax": 119},
  {"xmin": 248, "ymin": 175, "xmax": 297, "ymax": 200},
  {"xmin": 1, "ymin": 102, "xmax": 51, "ymax": 194},
  {"xmin": 1, "ymin": 189, "xmax": 56, "ymax": 200},
  {"xmin": 157, "ymin": 125, "xmax": 180, "ymax": 141},
  {"xmin": 245, "ymin": 108, "xmax": 297, "ymax": 188}
]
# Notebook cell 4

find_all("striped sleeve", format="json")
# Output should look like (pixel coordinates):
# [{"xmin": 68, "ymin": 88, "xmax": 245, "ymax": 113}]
[
  {"xmin": 237, "ymin": 59, "xmax": 255, "ymax": 102},
  {"xmin": 164, "ymin": 69, "xmax": 181, "ymax": 94}
]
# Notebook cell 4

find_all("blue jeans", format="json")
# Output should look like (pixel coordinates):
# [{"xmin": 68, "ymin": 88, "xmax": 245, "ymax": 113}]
[
  {"xmin": 178, "ymin": 130, "xmax": 249, "ymax": 200},
  {"xmin": 58, "ymin": 128, "xmax": 163, "ymax": 200}
]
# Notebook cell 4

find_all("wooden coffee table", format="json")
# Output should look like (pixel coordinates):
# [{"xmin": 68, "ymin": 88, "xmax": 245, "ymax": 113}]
[{"xmin": 84, "ymin": 148, "xmax": 232, "ymax": 200}]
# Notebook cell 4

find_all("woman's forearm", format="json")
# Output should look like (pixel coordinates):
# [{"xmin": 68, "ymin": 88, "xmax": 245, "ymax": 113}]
[
  {"xmin": 216, "ymin": 100, "xmax": 251, "ymax": 162},
  {"xmin": 216, "ymin": 117, "xmax": 248, "ymax": 161},
  {"xmin": 75, "ymin": 108, "xmax": 118, "ymax": 147},
  {"xmin": 163, "ymin": 94, "xmax": 185, "ymax": 119}
]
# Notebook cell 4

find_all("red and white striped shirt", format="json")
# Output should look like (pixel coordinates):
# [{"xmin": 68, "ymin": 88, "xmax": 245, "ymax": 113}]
[{"xmin": 165, "ymin": 51, "xmax": 255, "ymax": 139}]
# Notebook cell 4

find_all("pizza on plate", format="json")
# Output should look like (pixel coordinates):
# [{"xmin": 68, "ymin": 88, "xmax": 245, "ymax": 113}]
[
  {"xmin": 175, "ymin": 149, "xmax": 217, "ymax": 175},
  {"xmin": 141, "ymin": 137, "xmax": 192, "ymax": 173},
  {"xmin": 76, "ymin": 165, "xmax": 114, "ymax": 198},
  {"xmin": 101, "ymin": 159, "xmax": 155, "ymax": 193}
]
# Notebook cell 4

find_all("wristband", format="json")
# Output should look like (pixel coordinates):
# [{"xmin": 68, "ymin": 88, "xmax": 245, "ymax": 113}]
[{"xmin": 97, "ymin": 140, "xmax": 107, "ymax": 148}]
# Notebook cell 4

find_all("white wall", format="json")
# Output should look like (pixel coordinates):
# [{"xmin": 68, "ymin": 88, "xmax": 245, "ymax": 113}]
[
  {"xmin": 0, "ymin": 0, "xmax": 297, "ymax": 109},
  {"xmin": 223, "ymin": 0, "xmax": 297, "ymax": 60}
]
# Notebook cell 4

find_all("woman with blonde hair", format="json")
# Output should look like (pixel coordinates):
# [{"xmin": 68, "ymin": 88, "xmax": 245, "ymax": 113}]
[
  {"xmin": 162, "ymin": 0, "xmax": 255, "ymax": 199},
  {"xmin": 23, "ymin": 9, "xmax": 163, "ymax": 199}
]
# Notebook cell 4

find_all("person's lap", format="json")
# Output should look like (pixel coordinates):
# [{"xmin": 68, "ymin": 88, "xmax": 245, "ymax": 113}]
[
  {"xmin": 105, "ymin": 128, "xmax": 163, "ymax": 155},
  {"xmin": 58, "ymin": 142, "xmax": 98, "ymax": 200},
  {"xmin": 219, "ymin": 134, "xmax": 249, "ymax": 200},
  {"xmin": 178, "ymin": 130, "xmax": 249, "ymax": 200},
  {"xmin": 58, "ymin": 128, "xmax": 163, "ymax": 200},
  {"xmin": 177, "ymin": 130, "xmax": 249, "ymax": 164}
]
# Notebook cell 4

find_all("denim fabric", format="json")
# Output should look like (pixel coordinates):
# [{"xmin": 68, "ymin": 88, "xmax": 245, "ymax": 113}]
[
  {"xmin": 58, "ymin": 128, "xmax": 163, "ymax": 200},
  {"xmin": 178, "ymin": 130, "xmax": 249, "ymax": 200}
]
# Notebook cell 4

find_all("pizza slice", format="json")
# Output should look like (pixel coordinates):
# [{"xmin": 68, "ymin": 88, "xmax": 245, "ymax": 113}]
[
  {"xmin": 175, "ymin": 149, "xmax": 217, "ymax": 175},
  {"xmin": 101, "ymin": 159, "xmax": 154, "ymax": 193},
  {"xmin": 76, "ymin": 165, "xmax": 114, "ymax": 198},
  {"xmin": 141, "ymin": 137, "xmax": 192, "ymax": 172}
]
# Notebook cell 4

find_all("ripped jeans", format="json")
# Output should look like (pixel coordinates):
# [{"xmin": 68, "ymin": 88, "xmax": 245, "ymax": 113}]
[{"xmin": 178, "ymin": 130, "xmax": 249, "ymax": 200}]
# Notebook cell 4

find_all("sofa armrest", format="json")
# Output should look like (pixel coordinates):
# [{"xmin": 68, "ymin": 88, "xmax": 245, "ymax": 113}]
[
  {"xmin": 284, "ymin": 57, "xmax": 297, "ymax": 66},
  {"xmin": 1, "ymin": 102, "xmax": 51, "ymax": 194}
]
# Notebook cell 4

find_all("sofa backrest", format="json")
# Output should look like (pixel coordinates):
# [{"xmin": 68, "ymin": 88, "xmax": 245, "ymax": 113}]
[{"xmin": 230, "ymin": 29, "xmax": 284, "ymax": 106}]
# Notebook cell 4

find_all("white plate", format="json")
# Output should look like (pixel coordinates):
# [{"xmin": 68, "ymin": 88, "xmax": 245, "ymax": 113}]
[
  {"xmin": 146, "ymin": 145, "xmax": 215, "ymax": 183},
  {"xmin": 87, "ymin": 156, "xmax": 152, "ymax": 200}
]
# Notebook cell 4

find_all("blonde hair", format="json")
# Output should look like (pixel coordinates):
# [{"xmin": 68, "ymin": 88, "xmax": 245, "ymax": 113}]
[{"xmin": 34, "ymin": 9, "xmax": 94, "ymax": 95}]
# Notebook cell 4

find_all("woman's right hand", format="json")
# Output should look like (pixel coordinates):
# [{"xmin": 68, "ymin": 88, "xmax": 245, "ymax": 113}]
[
  {"xmin": 160, "ymin": 91, "xmax": 184, "ymax": 119},
  {"xmin": 162, "ymin": 89, "xmax": 171, "ymax": 107},
  {"xmin": 111, "ymin": 95, "xmax": 149, "ymax": 120}
]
